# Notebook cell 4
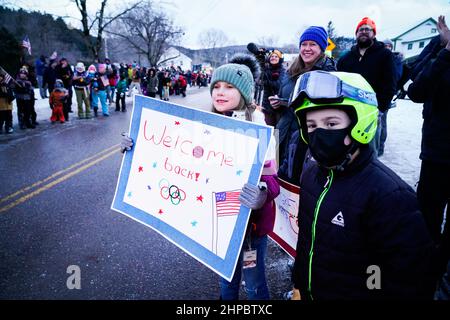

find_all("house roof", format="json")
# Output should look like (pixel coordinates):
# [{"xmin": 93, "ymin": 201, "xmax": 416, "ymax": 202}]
[
  {"xmin": 399, "ymin": 35, "xmax": 438, "ymax": 44},
  {"xmin": 392, "ymin": 17, "xmax": 437, "ymax": 41},
  {"xmin": 161, "ymin": 47, "xmax": 193, "ymax": 62}
]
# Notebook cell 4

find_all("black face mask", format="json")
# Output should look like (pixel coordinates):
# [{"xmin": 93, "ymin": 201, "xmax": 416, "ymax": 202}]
[{"xmin": 308, "ymin": 128, "xmax": 354, "ymax": 169}]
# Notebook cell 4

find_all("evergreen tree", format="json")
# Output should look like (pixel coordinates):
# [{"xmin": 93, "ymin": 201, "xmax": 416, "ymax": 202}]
[
  {"xmin": 327, "ymin": 21, "xmax": 337, "ymax": 40},
  {"xmin": 0, "ymin": 26, "xmax": 21, "ymax": 75}
]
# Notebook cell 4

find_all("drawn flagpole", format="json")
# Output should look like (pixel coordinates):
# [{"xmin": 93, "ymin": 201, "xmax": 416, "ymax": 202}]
[{"xmin": 212, "ymin": 190, "xmax": 241, "ymax": 255}]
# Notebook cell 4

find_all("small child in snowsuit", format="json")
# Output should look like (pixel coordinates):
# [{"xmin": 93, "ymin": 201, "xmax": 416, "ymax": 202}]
[
  {"xmin": 14, "ymin": 68, "xmax": 35, "ymax": 129},
  {"xmin": 50, "ymin": 79, "xmax": 68, "ymax": 123},
  {"xmin": 115, "ymin": 73, "xmax": 128, "ymax": 112}
]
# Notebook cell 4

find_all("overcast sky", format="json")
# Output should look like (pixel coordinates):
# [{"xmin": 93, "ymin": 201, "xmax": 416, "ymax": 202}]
[{"xmin": 7, "ymin": 0, "xmax": 450, "ymax": 49}]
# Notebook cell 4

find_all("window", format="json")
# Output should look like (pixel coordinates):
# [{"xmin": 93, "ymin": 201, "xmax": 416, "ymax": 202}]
[
  {"xmin": 431, "ymin": 28, "xmax": 437, "ymax": 33},
  {"xmin": 408, "ymin": 43, "xmax": 413, "ymax": 50},
  {"xmin": 419, "ymin": 41, "xmax": 425, "ymax": 48}
]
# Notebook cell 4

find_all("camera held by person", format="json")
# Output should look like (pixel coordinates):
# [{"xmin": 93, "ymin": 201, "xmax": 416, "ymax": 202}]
[{"xmin": 247, "ymin": 42, "xmax": 268, "ymax": 70}]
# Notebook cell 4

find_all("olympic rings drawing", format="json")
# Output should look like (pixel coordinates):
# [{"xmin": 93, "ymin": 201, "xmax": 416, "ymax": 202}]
[
  {"xmin": 289, "ymin": 214, "xmax": 299, "ymax": 234},
  {"xmin": 159, "ymin": 179, "xmax": 170, "ymax": 189},
  {"xmin": 159, "ymin": 179, "xmax": 186, "ymax": 205},
  {"xmin": 277, "ymin": 199, "xmax": 299, "ymax": 234}
]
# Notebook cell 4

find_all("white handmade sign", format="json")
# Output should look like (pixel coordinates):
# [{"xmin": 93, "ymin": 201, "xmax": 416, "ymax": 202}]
[
  {"xmin": 111, "ymin": 95, "xmax": 273, "ymax": 281},
  {"xmin": 270, "ymin": 178, "xmax": 300, "ymax": 258}
]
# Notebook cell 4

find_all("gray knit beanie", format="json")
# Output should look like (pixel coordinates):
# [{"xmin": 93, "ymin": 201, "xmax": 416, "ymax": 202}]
[{"xmin": 210, "ymin": 54, "xmax": 260, "ymax": 104}]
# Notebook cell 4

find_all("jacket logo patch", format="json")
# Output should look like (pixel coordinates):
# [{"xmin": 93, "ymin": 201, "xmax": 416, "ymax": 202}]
[{"xmin": 331, "ymin": 212, "xmax": 345, "ymax": 227}]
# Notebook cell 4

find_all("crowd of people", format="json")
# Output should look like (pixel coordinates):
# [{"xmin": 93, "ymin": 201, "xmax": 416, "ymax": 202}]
[
  {"xmin": 0, "ymin": 56, "xmax": 211, "ymax": 131},
  {"xmin": 1, "ymin": 12, "xmax": 449, "ymax": 301},
  {"xmin": 120, "ymin": 15, "xmax": 450, "ymax": 301}
]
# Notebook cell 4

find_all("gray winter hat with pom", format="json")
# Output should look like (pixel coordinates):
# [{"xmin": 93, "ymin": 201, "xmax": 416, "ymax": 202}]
[{"xmin": 210, "ymin": 54, "xmax": 260, "ymax": 104}]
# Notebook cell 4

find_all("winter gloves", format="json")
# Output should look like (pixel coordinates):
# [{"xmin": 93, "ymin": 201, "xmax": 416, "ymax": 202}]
[
  {"xmin": 239, "ymin": 183, "xmax": 268, "ymax": 210},
  {"xmin": 120, "ymin": 133, "xmax": 133, "ymax": 153}
]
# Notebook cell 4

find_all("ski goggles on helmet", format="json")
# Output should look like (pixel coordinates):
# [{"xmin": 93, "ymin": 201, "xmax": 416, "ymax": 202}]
[{"xmin": 289, "ymin": 70, "xmax": 378, "ymax": 108}]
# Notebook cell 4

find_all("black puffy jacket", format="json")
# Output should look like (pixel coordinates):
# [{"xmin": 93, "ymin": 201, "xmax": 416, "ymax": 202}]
[
  {"xmin": 293, "ymin": 146, "xmax": 435, "ymax": 300},
  {"xmin": 261, "ymin": 63, "xmax": 286, "ymax": 113},
  {"xmin": 407, "ymin": 48, "xmax": 450, "ymax": 165}
]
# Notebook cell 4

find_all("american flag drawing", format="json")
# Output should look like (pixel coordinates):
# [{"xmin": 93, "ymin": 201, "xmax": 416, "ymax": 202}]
[
  {"xmin": 215, "ymin": 191, "xmax": 241, "ymax": 217},
  {"xmin": 211, "ymin": 190, "xmax": 242, "ymax": 255},
  {"xmin": 21, "ymin": 36, "xmax": 32, "ymax": 55}
]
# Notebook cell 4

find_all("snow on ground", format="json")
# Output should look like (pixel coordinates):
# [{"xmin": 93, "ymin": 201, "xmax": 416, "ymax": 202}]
[{"xmin": 379, "ymin": 98, "xmax": 423, "ymax": 189}]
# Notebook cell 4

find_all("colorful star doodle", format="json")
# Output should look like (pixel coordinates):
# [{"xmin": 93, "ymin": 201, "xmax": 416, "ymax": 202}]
[
  {"xmin": 196, "ymin": 195, "xmax": 203, "ymax": 202},
  {"xmin": 236, "ymin": 170, "xmax": 243, "ymax": 176},
  {"xmin": 138, "ymin": 166, "xmax": 143, "ymax": 172},
  {"xmin": 191, "ymin": 221, "xmax": 198, "ymax": 227}
]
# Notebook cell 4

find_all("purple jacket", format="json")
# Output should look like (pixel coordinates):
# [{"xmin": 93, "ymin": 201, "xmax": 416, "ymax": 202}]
[{"xmin": 249, "ymin": 174, "xmax": 280, "ymax": 237}]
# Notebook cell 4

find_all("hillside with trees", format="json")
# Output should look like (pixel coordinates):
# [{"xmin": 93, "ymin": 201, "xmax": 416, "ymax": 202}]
[
  {"xmin": 0, "ymin": 6, "xmax": 92, "ymax": 64},
  {"xmin": 0, "ymin": 5, "xmax": 354, "ymax": 73}
]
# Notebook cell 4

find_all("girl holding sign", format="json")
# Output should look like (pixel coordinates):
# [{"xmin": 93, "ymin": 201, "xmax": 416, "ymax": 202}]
[
  {"xmin": 208, "ymin": 54, "xmax": 279, "ymax": 300},
  {"xmin": 121, "ymin": 54, "xmax": 280, "ymax": 300}
]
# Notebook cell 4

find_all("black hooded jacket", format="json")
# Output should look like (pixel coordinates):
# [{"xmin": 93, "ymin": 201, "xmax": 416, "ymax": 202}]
[
  {"xmin": 261, "ymin": 63, "xmax": 286, "ymax": 113},
  {"xmin": 337, "ymin": 40, "xmax": 397, "ymax": 112},
  {"xmin": 293, "ymin": 145, "xmax": 435, "ymax": 300},
  {"xmin": 407, "ymin": 47, "xmax": 450, "ymax": 165}
]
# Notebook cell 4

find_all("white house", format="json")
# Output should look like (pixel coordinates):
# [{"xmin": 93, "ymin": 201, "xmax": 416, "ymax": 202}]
[
  {"xmin": 158, "ymin": 47, "xmax": 193, "ymax": 71},
  {"xmin": 391, "ymin": 18, "xmax": 438, "ymax": 60}
]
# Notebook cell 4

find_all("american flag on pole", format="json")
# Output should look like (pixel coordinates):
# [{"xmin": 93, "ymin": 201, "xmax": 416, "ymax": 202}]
[
  {"xmin": 0, "ymin": 66, "xmax": 13, "ymax": 85},
  {"xmin": 215, "ymin": 191, "xmax": 241, "ymax": 217},
  {"xmin": 21, "ymin": 35, "xmax": 32, "ymax": 55}
]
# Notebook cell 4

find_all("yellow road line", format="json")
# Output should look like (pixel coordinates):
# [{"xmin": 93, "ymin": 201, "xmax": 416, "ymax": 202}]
[
  {"xmin": 0, "ymin": 148, "xmax": 119, "ymax": 214},
  {"xmin": 0, "ymin": 144, "xmax": 119, "ymax": 205}
]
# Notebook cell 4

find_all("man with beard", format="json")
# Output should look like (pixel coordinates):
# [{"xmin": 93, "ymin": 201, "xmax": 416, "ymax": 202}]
[{"xmin": 337, "ymin": 17, "xmax": 396, "ymax": 157}]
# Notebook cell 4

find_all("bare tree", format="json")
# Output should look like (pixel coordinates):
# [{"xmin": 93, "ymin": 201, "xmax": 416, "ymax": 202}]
[
  {"xmin": 198, "ymin": 28, "xmax": 228, "ymax": 68},
  {"xmin": 73, "ymin": 0, "xmax": 140, "ymax": 59},
  {"xmin": 107, "ymin": 1, "xmax": 184, "ymax": 66},
  {"xmin": 257, "ymin": 35, "xmax": 280, "ymax": 48},
  {"xmin": 282, "ymin": 44, "xmax": 300, "ymax": 54}
]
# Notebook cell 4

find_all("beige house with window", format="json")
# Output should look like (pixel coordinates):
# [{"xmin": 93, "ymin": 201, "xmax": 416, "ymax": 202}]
[{"xmin": 391, "ymin": 18, "xmax": 438, "ymax": 60}]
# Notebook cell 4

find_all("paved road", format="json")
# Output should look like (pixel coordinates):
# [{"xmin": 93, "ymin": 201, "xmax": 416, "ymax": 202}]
[{"xmin": 0, "ymin": 87, "xmax": 292, "ymax": 299}]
